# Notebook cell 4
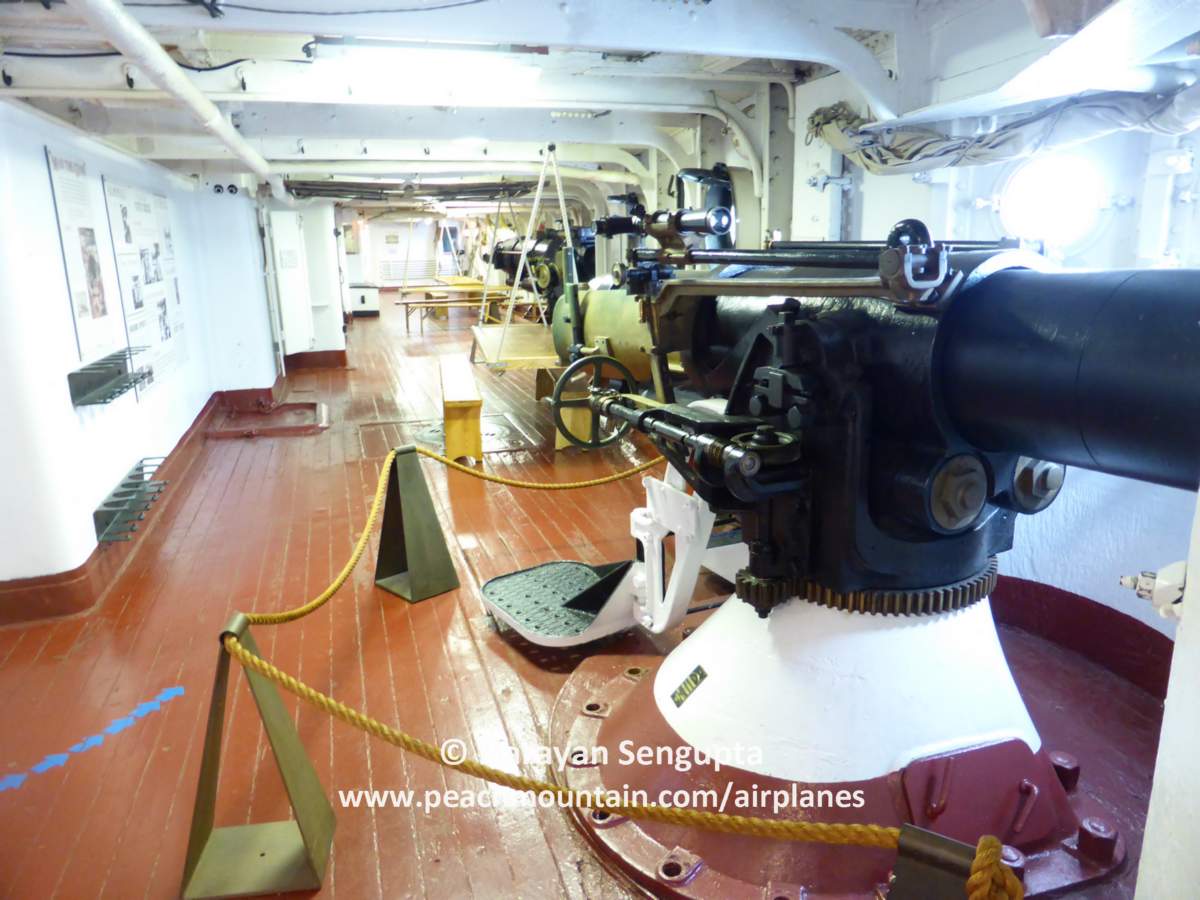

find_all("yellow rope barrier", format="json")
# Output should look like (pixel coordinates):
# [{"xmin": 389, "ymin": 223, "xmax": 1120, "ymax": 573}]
[
  {"xmin": 414, "ymin": 446, "xmax": 664, "ymax": 490},
  {"xmin": 230, "ymin": 444, "xmax": 1022, "ymax": 897},
  {"xmin": 223, "ymin": 632, "xmax": 899, "ymax": 847},
  {"xmin": 967, "ymin": 836, "xmax": 1026, "ymax": 900},
  {"xmin": 245, "ymin": 447, "xmax": 661, "ymax": 626},
  {"xmin": 245, "ymin": 448, "xmax": 399, "ymax": 626}
]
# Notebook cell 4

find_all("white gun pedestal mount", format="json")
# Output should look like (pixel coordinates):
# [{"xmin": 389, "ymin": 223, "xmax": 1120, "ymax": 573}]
[
  {"xmin": 483, "ymin": 466, "xmax": 1128, "ymax": 896},
  {"xmin": 548, "ymin": 595, "xmax": 1127, "ymax": 897}
]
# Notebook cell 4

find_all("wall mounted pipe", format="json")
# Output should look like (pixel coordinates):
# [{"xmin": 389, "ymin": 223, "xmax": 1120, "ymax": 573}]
[{"xmin": 60, "ymin": 0, "xmax": 286, "ymax": 199}]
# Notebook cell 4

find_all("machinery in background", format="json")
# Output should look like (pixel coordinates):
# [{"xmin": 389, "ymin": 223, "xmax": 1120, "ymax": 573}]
[
  {"xmin": 545, "ymin": 163, "xmax": 738, "ymax": 399},
  {"xmin": 480, "ymin": 176, "xmax": 1200, "ymax": 895},
  {"xmin": 486, "ymin": 226, "xmax": 596, "ymax": 315},
  {"xmin": 598, "ymin": 162, "xmax": 736, "ymax": 254}
]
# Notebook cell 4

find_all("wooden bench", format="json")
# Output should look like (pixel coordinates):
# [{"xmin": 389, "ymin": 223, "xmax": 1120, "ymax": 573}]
[
  {"xmin": 397, "ymin": 289, "xmax": 504, "ymax": 334},
  {"xmin": 440, "ymin": 356, "xmax": 483, "ymax": 462}
]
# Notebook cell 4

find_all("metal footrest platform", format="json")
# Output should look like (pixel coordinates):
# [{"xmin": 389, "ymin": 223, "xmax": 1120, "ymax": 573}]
[{"xmin": 481, "ymin": 560, "xmax": 633, "ymax": 647}]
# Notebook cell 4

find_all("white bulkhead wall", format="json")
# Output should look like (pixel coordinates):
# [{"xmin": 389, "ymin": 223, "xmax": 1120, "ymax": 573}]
[
  {"xmin": 265, "ymin": 201, "xmax": 347, "ymax": 355},
  {"xmin": 1139, "ymin": 493, "xmax": 1200, "ymax": 894},
  {"xmin": 300, "ymin": 202, "xmax": 347, "ymax": 353},
  {"xmin": 0, "ymin": 100, "xmax": 275, "ymax": 582},
  {"xmin": 267, "ymin": 210, "xmax": 315, "ymax": 355}
]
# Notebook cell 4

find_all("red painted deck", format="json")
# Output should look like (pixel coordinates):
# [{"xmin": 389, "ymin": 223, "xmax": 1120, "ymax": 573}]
[{"xmin": 0, "ymin": 303, "xmax": 1162, "ymax": 898}]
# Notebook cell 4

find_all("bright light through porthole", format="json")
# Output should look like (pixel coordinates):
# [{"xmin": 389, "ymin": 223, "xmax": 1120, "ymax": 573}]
[{"xmin": 997, "ymin": 155, "xmax": 1108, "ymax": 249}]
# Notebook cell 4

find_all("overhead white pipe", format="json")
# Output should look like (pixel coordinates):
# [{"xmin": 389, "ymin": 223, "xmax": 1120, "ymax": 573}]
[{"xmin": 61, "ymin": 0, "xmax": 287, "ymax": 200}]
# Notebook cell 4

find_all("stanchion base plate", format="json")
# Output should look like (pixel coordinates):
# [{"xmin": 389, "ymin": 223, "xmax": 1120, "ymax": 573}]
[{"xmin": 183, "ymin": 821, "xmax": 322, "ymax": 899}]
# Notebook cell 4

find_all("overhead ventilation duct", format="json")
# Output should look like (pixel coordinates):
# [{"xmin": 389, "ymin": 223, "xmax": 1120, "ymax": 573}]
[{"xmin": 807, "ymin": 84, "xmax": 1200, "ymax": 175}]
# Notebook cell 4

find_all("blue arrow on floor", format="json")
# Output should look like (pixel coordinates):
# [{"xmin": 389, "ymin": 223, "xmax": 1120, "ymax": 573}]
[
  {"xmin": 4, "ymin": 684, "xmax": 187, "ymax": 792},
  {"xmin": 31, "ymin": 754, "xmax": 69, "ymax": 773},
  {"xmin": 69, "ymin": 735, "xmax": 105, "ymax": 753},
  {"xmin": 131, "ymin": 700, "xmax": 161, "ymax": 718}
]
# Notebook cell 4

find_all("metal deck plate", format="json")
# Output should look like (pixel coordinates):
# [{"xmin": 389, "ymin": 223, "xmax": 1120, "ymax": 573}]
[{"xmin": 482, "ymin": 560, "xmax": 629, "ymax": 639}]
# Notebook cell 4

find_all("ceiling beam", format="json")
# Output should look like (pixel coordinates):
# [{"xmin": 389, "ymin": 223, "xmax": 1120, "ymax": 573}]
[
  {"xmin": 112, "ymin": 135, "xmax": 654, "ymax": 193},
  {"xmin": 0, "ymin": 0, "xmax": 903, "ymax": 116},
  {"xmin": 103, "ymin": 135, "xmax": 653, "ymax": 184},
  {"xmin": 0, "ymin": 57, "xmax": 750, "ymax": 108},
  {"xmin": 26, "ymin": 100, "xmax": 697, "ymax": 173},
  {"xmin": 267, "ymin": 160, "xmax": 639, "ymax": 186},
  {"xmin": 2, "ymin": 57, "xmax": 761, "ymax": 184}
]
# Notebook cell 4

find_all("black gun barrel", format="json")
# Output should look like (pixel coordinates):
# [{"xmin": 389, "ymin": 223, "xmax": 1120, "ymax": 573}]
[{"xmin": 939, "ymin": 268, "xmax": 1200, "ymax": 490}]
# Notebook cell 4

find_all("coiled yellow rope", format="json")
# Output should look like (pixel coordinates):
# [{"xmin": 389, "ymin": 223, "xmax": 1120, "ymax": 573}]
[
  {"xmin": 414, "ymin": 446, "xmax": 664, "ymax": 489},
  {"xmin": 231, "ymin": 444, "xmax": 1021, "ymax": 897}
]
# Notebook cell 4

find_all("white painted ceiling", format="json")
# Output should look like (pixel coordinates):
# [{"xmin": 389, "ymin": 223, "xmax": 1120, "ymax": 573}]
[{"xmin": 0, "ymin": 0, "xmax": 1196, "ymax": 207}]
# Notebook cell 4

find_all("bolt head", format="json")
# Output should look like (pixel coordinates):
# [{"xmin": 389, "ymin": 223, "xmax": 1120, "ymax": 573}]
[
  {"xmin": 1032, "ymin": 462, "xmax": 1065, "ymax": 496},
  {"xmin": 1049, "ymin": 750, "xmax": 1080, "ymax": 791},
  {"xmin": 738, "ymin": 453, "xmax": 762, "ymax": 477},
  {"xmin": 1078, "ymin": 816, "xmax": 1118, "ymax": 863},
  {"xmin": 1000, "ymin": 845, "xmax": 1026, "ymax": 880},
  {"xmin": 1014, "ymin": 457, "xmax": 1065, "ymax": 509},
  {"xmin": 931, "ymin": 455, "xmax": 987, "ymax": 531}
]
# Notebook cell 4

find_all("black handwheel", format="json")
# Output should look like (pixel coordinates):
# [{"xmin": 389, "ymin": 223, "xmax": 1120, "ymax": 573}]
[{"xmin": 551, "ymin": 355, "xmax": 636, "ymax": 449}]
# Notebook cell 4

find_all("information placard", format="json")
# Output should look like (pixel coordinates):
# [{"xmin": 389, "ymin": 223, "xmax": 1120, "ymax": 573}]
[
  {"xmin": 45, "ymin": 149, "xmax": 126, "ymax": 363},
  {"xmin": 103, "ymin": 179, "xmax": 188, "ymax": 392}
]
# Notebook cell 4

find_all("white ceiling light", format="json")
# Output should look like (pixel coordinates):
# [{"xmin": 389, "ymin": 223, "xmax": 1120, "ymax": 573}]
[
  {"xmin": 997, "ymin": 154, "xmax": 1109, "ymax": 249},
  {"xmin": 326, "ymin": 45, "xmax": 542, "ymax": 105}
]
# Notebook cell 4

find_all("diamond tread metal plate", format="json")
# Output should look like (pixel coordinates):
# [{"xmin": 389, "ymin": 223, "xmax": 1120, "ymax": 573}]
[{"xmin": 482, "ymin": 561, "xmax": 608, "ymax": 638}]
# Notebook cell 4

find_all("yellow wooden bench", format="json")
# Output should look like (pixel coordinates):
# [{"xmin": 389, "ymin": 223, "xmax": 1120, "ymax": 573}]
[{"xmin": 440, "ymin": 356, "xmax": 483, "ymax": 462}]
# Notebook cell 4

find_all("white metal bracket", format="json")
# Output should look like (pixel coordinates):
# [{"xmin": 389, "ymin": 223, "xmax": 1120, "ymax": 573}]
[
  {"xmin": 629, "ymin": 466, "xmax": 717, "ymax": 634},
  {"xmin": 1121, "ymin": 560, "xmax": 1187, "ymax": 619},
  {"xmin": 479, "ymin": 464, "xmax": 738, "ymax": 647}
]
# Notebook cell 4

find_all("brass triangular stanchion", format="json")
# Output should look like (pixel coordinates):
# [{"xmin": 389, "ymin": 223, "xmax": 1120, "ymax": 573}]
[
  {"xmin": 181, "ymin": 615, "xmax": 335, "ymax": 899},
  {"xmin": 374, "ymin": 445, "xmax": 460, "ymax": 602}
]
